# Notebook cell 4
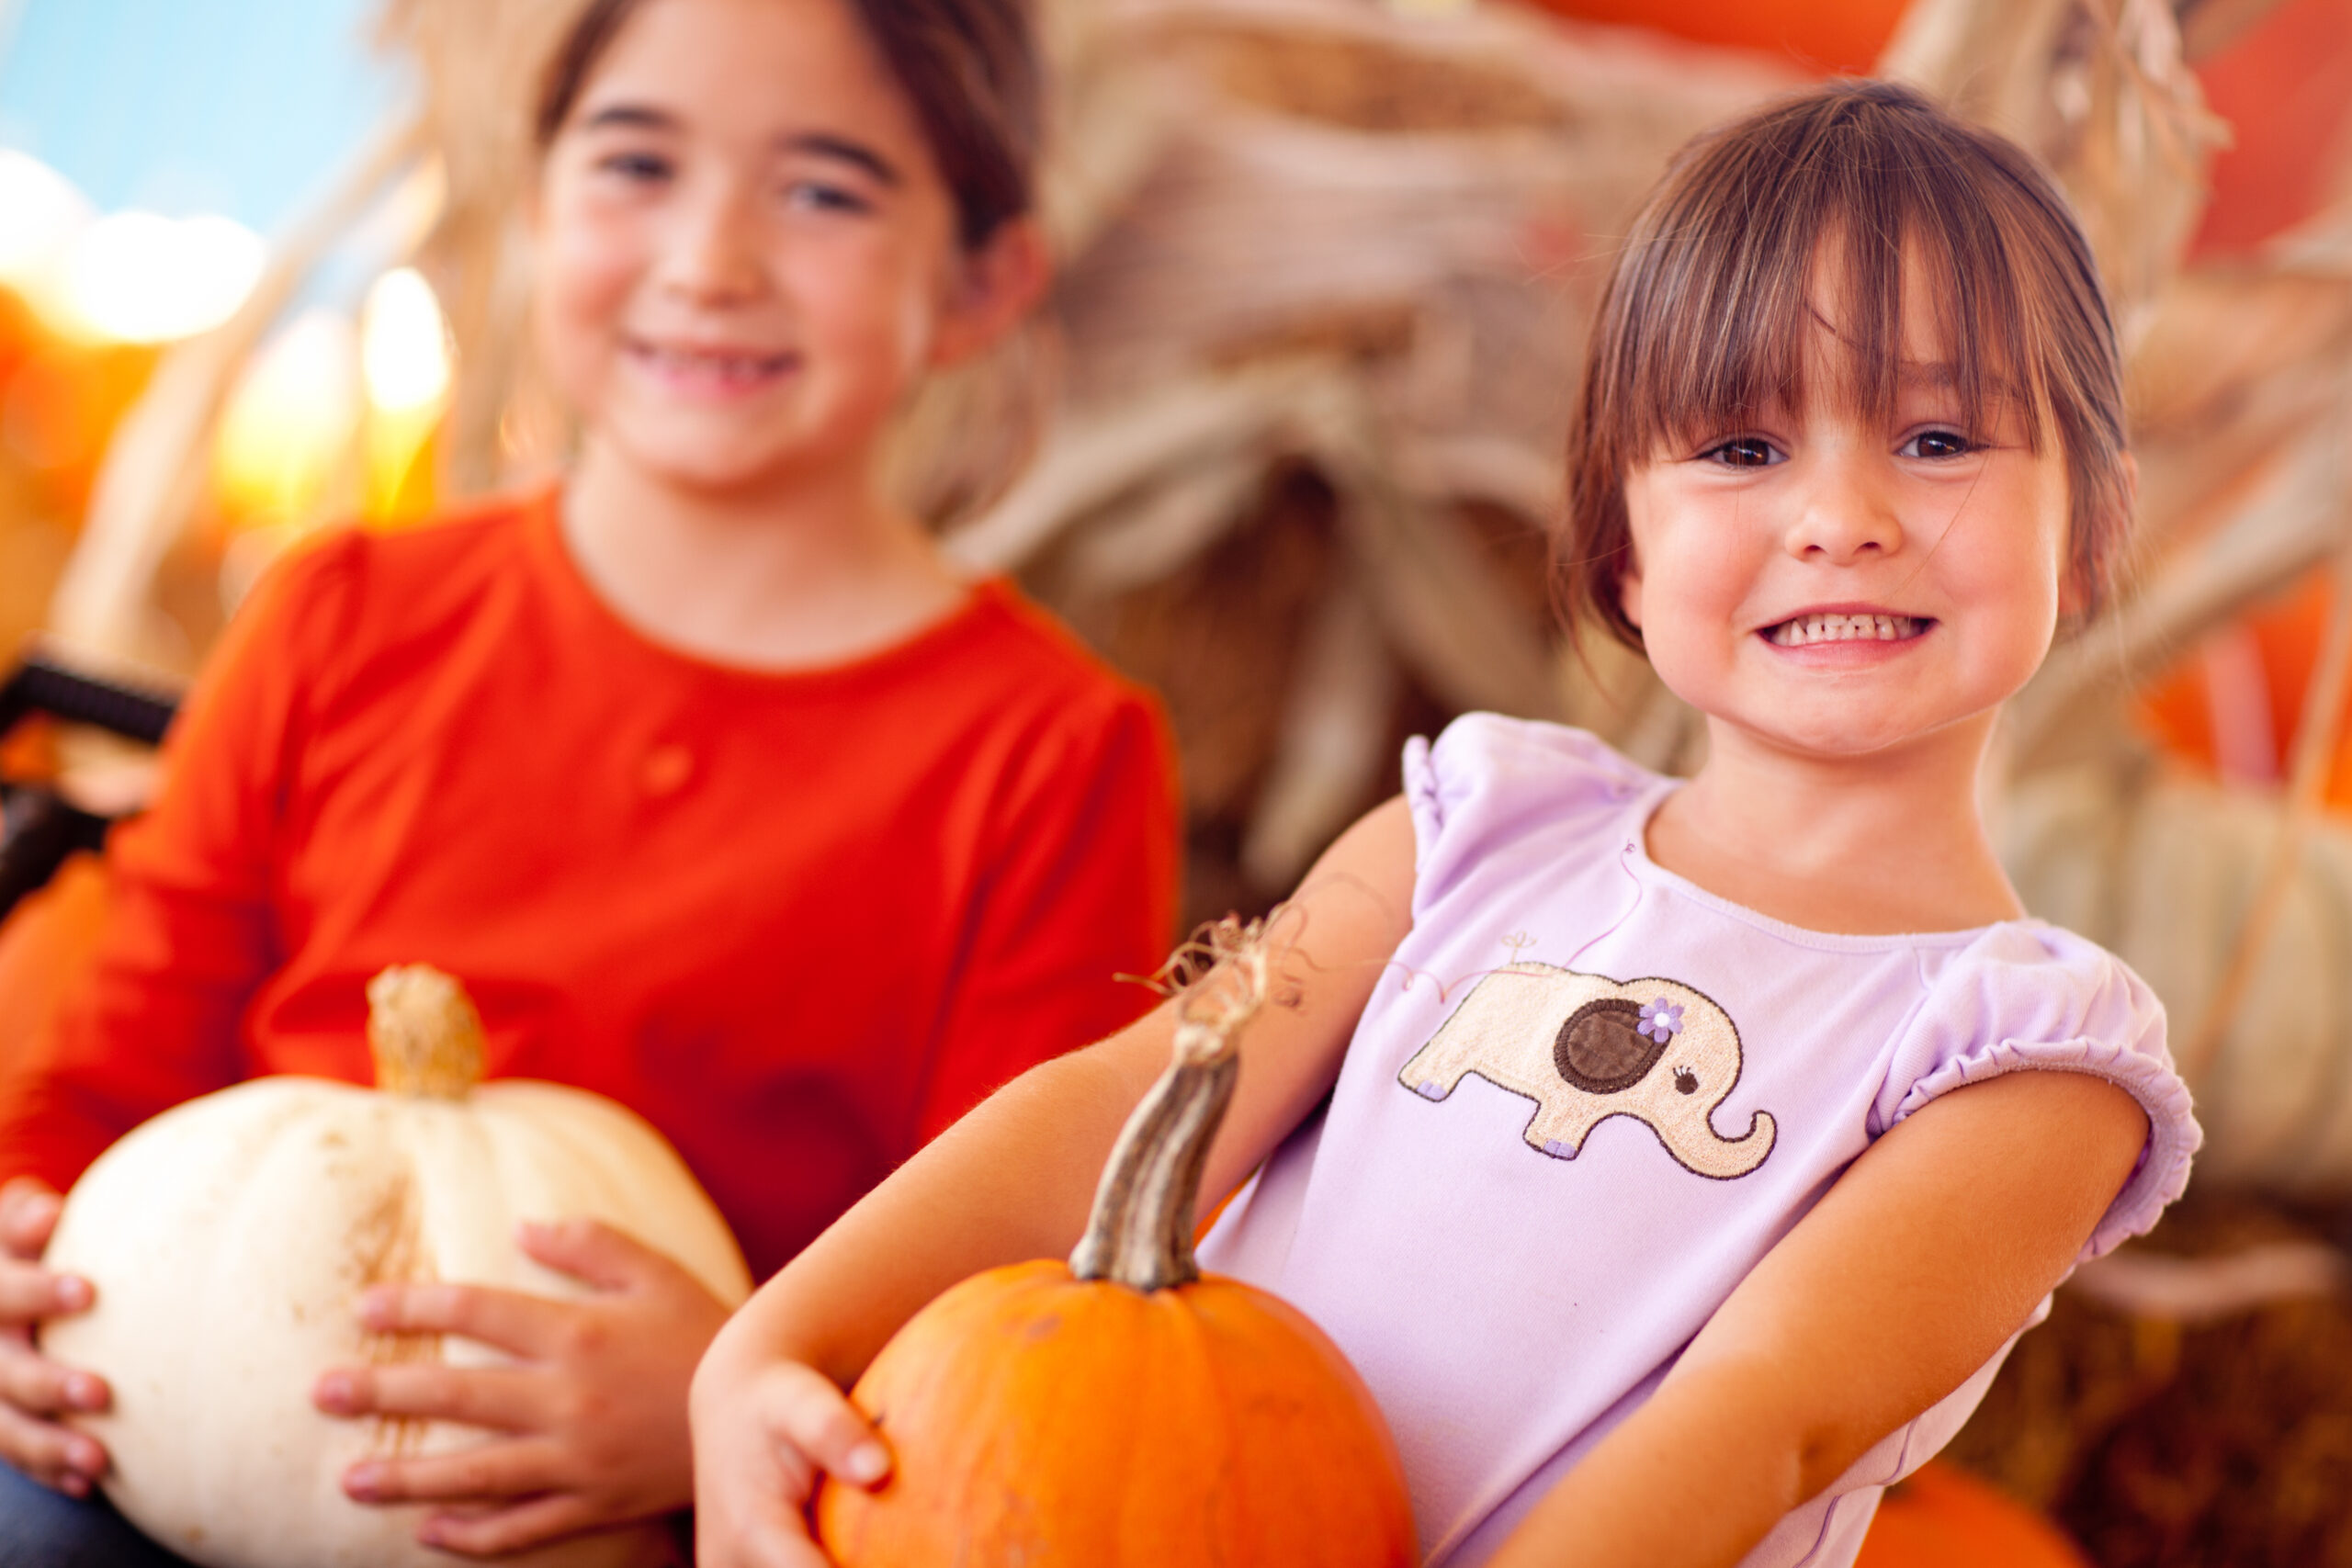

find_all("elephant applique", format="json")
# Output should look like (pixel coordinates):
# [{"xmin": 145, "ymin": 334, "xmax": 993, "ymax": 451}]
[{"xmin": 1397, "ymin": 964, "xmax": 1776, "ymax": 1179}]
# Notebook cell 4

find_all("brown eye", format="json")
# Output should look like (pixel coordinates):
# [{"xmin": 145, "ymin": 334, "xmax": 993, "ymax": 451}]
[
  {"xmin": 1704, "ymin": 436, "xmax": 1781, "ymax": 468},
  {"xmin": 1902, "ymin": 429, "xmax": 1974, "ymax": 459},
  {"xmin": 596, "ymin": 152, "xmax": 673, "ymax": 185}
]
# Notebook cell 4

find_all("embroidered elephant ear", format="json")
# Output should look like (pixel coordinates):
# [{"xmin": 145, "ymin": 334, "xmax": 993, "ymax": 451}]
[
  {"xmin": 1398, "ymin": 964, "xmax": 1775, "ymax": 1179},
  {"xmin": 1555, "ymin": 998, "xmax": 1668, "ymax": 1094}
]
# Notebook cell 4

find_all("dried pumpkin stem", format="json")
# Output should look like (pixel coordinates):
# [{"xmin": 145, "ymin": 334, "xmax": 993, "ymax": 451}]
[
  {"xmin": 1070, "ymin": 927, "xmax": 1271, "ymax": 1292},
  {"xmin": 366, "ymin": 964, "xmax": 486, "ymax": 1100}
]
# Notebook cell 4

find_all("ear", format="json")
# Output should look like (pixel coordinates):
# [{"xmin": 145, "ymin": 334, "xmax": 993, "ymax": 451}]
[
  {"xmin": 1618, "ymin": 550, "xmax": 1645, "ymax": 631},
  {"xmin": 929, "ymin": 217, "xmax": 1051, "ymax": 370}
]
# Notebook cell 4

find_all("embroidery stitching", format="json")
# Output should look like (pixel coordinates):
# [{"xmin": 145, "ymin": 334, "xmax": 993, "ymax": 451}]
[{"xmin": 1397, "ymin": 963, "xmax": 1777, "ymax": 1179}]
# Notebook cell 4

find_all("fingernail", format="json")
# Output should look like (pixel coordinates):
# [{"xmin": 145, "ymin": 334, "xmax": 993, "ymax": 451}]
[
  {"xmin": 345, "ymin": 1462, "xmax": 383, "ymax": 1500},
  {"xmin": 314, "ymin": 1372, "xmax": 355, "ymax": 1409},
  {"xmin": 356, "ymin": 1290, "xmax": 394, "ymax": 1328},
  {"xmin": 69, "ymin": 1441, "xmax": 103, "ymax": 1474},
  {"xmin": 416, "ymin": 1519, "xmax": 446, "ymax": 1547},
  {"xmin": 57, "ymin": 1472, "xmax": 87, "ymax": 1499},
  {"xmin": 842, "ymin": 1441, "xmax": 890, "ymax": 1485},
  {"xmin": 65, "ymin": 1373, "xmax": 103, "ymax": 1410},
  {"xmin": 52, "ymin": 1276, "xmax": 90, "ymax": 1311}
]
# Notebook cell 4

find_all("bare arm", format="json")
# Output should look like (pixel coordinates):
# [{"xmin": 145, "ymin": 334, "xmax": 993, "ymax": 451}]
[
  {"xmin": 1487, "ymin": 1068, "xmax": 2148, "ymax": 1568},
  {"xmin": 692, "ymin": 797, "xmax": 1418, "ymax": 1567}
]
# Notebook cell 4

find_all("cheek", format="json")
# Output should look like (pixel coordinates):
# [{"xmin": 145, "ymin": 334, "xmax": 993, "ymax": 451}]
[
  {"xmin": 790, "ymin": 231, "xmax": 948, "ymax": 387},
  {"xmin": 531, "ymin": 209, "xmax": 646, "ymax": 391},
  {"xmin": 1945, "ymin": 482, "xmax": 2068, "ymax": 633}
]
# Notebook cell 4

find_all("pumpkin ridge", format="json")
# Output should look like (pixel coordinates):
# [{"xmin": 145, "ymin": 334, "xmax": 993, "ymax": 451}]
[{"xmin": 345, "ymin": 1151, "xmax": 443, "ymax": 1459}]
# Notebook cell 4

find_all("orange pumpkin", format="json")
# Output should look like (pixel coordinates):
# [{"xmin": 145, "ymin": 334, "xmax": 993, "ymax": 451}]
[
  {"xmin": 2189, "ymin": 0, "xmax": 2352, "ymax": 258},
  {"xmin": 814, "ymin": 938, "xmax": 1416, "ymax": 1567},
  {"xmin": 1856, "ymin": 1461, "xmax": 2090, "ymax": 1568},
  {"xmin": 1523, "ymin": 0, "xmax": 1909, "ymax": 76}
]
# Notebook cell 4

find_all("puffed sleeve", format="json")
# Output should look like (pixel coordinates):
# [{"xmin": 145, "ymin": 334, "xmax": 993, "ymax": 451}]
[
  {"xmin": 911, "ymin": 686, "xmax": 1179, "ymax": 1142},
  {"xmin": 1406, "ymin": 713, "xmax": 1656, "ymax": 917},
  {"xmin": 0, "ymin": 534, "xmax": 360, "ymax": 1192},
  {"xmin": 1877, "ymin": 923, "xmax": 2200, "ymax": 1260}
]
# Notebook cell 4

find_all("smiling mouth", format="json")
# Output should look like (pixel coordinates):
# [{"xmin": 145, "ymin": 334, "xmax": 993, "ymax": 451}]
[
  {"xmin": 1765, "ymin": 613, "xmax": 1931, "ymax": 648},
  {"xmin": 627, "ymin": 342, "xmax": 797, "ymax": 386}
]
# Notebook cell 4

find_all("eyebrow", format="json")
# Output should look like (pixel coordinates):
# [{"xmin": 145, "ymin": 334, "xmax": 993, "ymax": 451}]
[
  {"xmin": 576, "ymin": 105, "xmax": 900, "ymax": 186},
  {"xmin": 785, "ymin": 133, "xmax": 900, "ymax": 187},
  {"xmin": 580, "ymin": 104, "xmax": 677, "ymax": 133}
]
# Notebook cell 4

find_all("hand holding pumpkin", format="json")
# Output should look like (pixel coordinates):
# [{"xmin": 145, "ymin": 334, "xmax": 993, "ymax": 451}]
[
  {"xmin": 0, "ymin": 1176, "xmax": 110, "ymax": 1497},
  {"xmin": 689, "ymin": 1339, "xmax": 892, "ymax": 1568},
  {"xmin": 311, "ymin": 1214, "xmax": 729, "ymax": 1558}
]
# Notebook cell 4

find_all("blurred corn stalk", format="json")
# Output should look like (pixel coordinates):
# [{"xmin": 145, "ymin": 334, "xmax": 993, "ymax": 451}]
[
  {"xmin": 40, "ymin": 0, "xmax": 2352, "ymax": 1194},
  {"xmin": 951, "ymin": 0, "xmax": 1800, "ymax": 900}
]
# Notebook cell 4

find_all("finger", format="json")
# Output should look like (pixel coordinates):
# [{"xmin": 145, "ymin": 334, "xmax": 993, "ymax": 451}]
[
  {"xmin": 0, "ymin": 1401, "xmax": 107, "ymax": 1491},
  {"xmin": 514, "ymin": 1217, "xmax": 676, "ymax": 1294},
  {"xmin": 415, "ymin": 1494, "xmax": 596, "ymax": 1559},
  {"xmin": 314, "ymin": 1362, "xmax": 548, "ymax": 1431},
  {"xmin": 757, "ymin": 1361, "xmax": 889, "ymax": 1491},
  {"xmin": 340, "ymin": 1436, "xmax": 562, "ymax": 1506},
  {"xmin": 0, "ymin": 1261, "xmax": 92, "ymax": 1324},
  {"xmin": 356, "ymin": 1282, "xmax": 572, "ymax": 1358},
  {"xmin": 0, "ymin": 1339, "xmax": 108, "ymax": 1417},
  {"xmin": 0, "ymin": 1180, "xmax": 61, "ymax": 1258}
]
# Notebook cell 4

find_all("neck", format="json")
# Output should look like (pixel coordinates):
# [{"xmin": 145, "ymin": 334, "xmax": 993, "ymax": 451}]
[
  {"xmin": 560, "ymin": 437, "xmax": 964, "ymax": 671},
  {"xmin": 1646, "ymin": 714, "xmax": 2021, "ymax": 935}
]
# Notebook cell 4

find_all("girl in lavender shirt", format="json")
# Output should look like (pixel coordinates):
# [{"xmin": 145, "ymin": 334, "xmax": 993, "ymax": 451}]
[{"xmin": 691, "ymin": 81, "xmax": 2199, "ymax": 1568}]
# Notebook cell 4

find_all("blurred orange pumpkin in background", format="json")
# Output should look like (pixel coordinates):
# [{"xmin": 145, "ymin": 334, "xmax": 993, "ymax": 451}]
[
  {"xmin": 2137, "ymin": 573, "xmax": 2352, "ymax": 803},
  {"xmin": 2188, "ymin": 0, "xmax": 2352, "ymax": 260},
  {"xmin": 1523, "ymin": 0, "xmax": 1909, "ymax": 75}
]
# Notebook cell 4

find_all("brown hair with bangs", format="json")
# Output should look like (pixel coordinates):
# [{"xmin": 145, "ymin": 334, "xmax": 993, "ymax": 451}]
[
  {"xmin": 535, "ymin": 0, "xmax": 1041, "ymax": 249},
  {"xmin": 1562, "ymin": 79, "xmax": 2130, "ymax": 649}
]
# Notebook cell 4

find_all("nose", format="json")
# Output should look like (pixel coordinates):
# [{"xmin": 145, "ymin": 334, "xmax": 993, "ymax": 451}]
[
  {"xmin": 655, "ymin": 179, "xmax": 767, "ymax": 307},
  {"xmin": 1783, "ymin": 451, "xmax": 1904, "ymax": 565}
]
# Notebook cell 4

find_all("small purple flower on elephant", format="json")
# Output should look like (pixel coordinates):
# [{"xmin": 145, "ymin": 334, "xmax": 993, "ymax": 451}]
[{"xmin": 1637, "ymin": 998, "xmax": 1684, "ymax": 1043}]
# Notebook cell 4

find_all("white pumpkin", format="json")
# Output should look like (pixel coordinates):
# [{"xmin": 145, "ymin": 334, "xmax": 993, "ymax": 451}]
[{"xmin": 39, "ymin": 966, "xmax": 753, "ymax": 1568}]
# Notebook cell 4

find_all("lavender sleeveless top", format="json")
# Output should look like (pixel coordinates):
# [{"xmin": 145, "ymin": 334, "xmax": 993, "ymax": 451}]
[{"xmin": 1197, "ymin": 716, "xmax": 2199, "ymax": 1567}]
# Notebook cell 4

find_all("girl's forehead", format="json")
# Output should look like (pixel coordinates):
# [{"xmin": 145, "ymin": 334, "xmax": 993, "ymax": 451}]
[{"xmin": 571, "ymin": 0, "xmax": 923, "ymax": 152}]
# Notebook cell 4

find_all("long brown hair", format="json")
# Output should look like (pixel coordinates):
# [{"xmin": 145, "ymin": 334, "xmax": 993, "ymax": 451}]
[
  {"xmin": 535, "ymin": 0, "xmax": 1042, "ymax": 249},
  {"xmin": 1561, "ymin": 80, "xmax": 2131, "ymax": 649}
]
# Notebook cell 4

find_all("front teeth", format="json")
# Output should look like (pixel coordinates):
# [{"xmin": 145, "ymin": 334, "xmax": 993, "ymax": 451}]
[
  {"xmin": 1769, "ymin": 613, "xmax": 1920, "ymax": 647},
  {"xmin": 642, "ymin": 347, "xmax": 788, "ymax": 382}
]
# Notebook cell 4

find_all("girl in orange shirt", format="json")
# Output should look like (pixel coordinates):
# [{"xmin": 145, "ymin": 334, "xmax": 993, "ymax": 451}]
[{"xmin": 0, "ymin": 0, "xmax": 1176, "ymax": 1558}]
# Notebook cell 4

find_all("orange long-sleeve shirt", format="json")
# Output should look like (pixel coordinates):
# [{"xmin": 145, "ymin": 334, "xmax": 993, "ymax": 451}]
[{"xmin": 0, "ymin": 491, "xmax": 1178, "ymax": 1279}]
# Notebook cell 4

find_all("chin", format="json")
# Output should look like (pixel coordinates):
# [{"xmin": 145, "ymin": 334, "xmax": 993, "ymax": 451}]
[
  {"xmin": 606, "ymin": 427, "xmax": 808, "ymax": 497},
  {"xmin": 643, "ymin": 453, "xmax": 789, "ymax": 494},
  {"xmin": 1779, "ymin": 709, "xmax": 1994, "ymax": 761}
]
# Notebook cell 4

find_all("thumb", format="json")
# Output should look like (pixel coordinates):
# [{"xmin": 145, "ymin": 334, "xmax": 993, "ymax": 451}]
[{"xmin": 515, "ymin": 1216, "xmax": 673, "ymax": 1292}]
